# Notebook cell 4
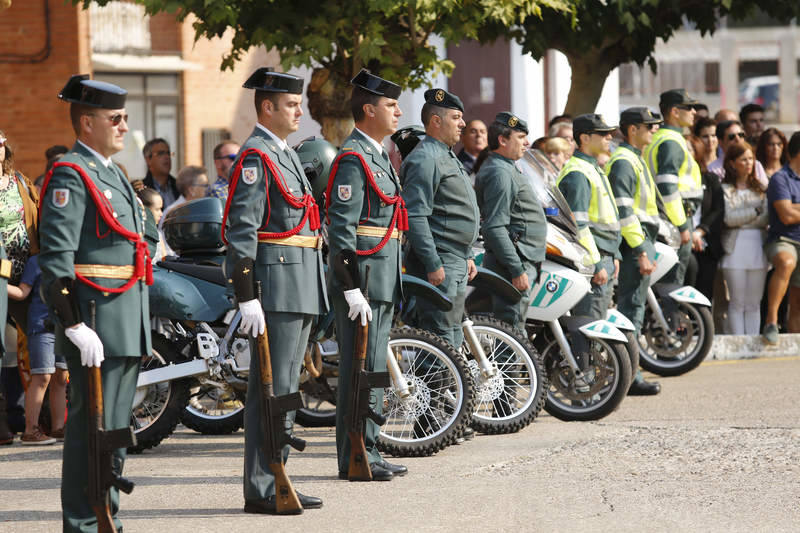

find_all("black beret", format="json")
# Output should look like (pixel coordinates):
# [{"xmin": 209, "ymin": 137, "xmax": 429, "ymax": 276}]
[
  {"xmin": 243, "ymin": 68, "xmax": 303, "ymax": 94},
  {"xmin": 58, "ymin": 74, "xmax": 127, "ymax": 109},
  {"xmin": 424, "ymin": 88, "xmax": 464, "ymax": 112},
  {"xmin": 494, "ymin": 111, "xmax": 528, "ymax": 134},
  {"xmin": 351, "ymin": 69, "xmax": 401, "ymax": 100}
]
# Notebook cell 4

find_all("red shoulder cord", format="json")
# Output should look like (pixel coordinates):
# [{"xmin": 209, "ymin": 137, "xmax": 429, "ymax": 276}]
[
  {"xmin": 325, "ymin": 151, "xmax": 408, "ymax": 256},
  {"xmin": 39, "ymin": 161, "xmax": 153, "ymax": 293},
  {"xmin": 221, "ymin": 148, "xmax": 320, "ymax": 245}
]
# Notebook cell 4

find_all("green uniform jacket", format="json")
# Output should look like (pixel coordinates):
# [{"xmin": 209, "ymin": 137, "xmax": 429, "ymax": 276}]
[
  {"xmin": 38, "ymin": 142, "xmax": 151, "ymax": 358},
  {"xmin": 327, "ymin": 129, "xmax": 402, "ymax": 303},
  {"xmin": 400, "ymin": 136, "xmax": 480, "ymax": 272},
  {"xmin": 224, "ymin": 126, "xmax": 328, "ymax": 314},
  {"xmin": 606, "ymin": 143, "xmax": 658, "ymax": 258},
  {"xmin": 558, "ymin": 151, "xmax": 622, "ymax": 265},
  {"xmin": 475, "ymin": 152, "xmax": 546, "ymax": 277},
  {"xmin": 647, "ymin": 124, "xmax": 691, "ymax": 232}
]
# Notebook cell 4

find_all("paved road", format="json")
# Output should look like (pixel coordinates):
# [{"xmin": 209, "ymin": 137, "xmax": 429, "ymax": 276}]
[{"xmin": 2, "ymin": 356, "xmax": 799, "ymax": 532}]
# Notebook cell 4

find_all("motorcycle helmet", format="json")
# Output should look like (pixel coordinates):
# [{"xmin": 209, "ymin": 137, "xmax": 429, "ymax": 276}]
[
  {"xmin": 294, "ymin": 136, "xmax": 338, "ymax": 205},
  {"xmin": 391, "ymin": 125, "xmax": 425, "ymax": 161}
]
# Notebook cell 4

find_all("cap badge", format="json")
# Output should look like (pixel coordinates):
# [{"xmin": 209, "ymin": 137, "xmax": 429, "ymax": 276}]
[
  {"xmin": 508, "ymin": 116, "xmax": 518, "ymax": 127},
  {"xmin": 435, "ymin": 90, "xmax": 445, "ymax": 103}
]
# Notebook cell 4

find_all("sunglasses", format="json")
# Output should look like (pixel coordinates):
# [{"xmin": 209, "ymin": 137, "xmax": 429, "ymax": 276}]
[
  {"xmin": 91, "ymin": 113, "xmax": 128, "ymax": 126},
  {"xmin": 727, "ymin": 132, "xmax": 746, "ymax": 141},
  {"xmin": 675, "ymin": 104, "xmax": 694, "ymax": 111},
  {"xmin": 215, "ymin": 154, "xmax": 237, "ymax": 161}
]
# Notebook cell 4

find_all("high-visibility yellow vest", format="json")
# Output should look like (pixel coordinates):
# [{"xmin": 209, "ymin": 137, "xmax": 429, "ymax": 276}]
[
  {"xmin": 606, "ymin": 145, "xmax": 659, "ymax": 226},
  {"xmin": 644, "ymin": 127, "xmax": 703, "ymax": 200},
  {"xmin": 557, "ymin": 157, "xmax": 619, "ymax": 264}
]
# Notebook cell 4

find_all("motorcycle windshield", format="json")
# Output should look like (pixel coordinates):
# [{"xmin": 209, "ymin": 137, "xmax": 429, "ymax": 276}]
[{"xmin": 518, "ymin": 149, "xmax": 578, "ymax": 236}]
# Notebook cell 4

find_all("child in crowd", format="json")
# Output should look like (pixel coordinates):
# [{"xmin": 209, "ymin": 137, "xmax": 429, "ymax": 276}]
[
  {"xmin": 137, "ymin": 186, "xmax": 167, "ymax": 262},
  {"xmin": 7, "ymin": 254, "xmax": 67, "ymax": 445}
]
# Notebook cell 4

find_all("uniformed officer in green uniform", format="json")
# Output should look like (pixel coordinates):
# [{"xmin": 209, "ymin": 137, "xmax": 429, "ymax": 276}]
[
  {"xmin": 401, "ymin": 88, "xmax": 479, "ymax": 348},
  {"xmin": 606, "ymin": 107, "xmax": 663, "ymax": 396},
  {"xmin": 643, "ymin": 89, "xmax": 703, "ymax": 285},
  {"xmin": 223, "ymin": 68, "xmax": 328, "ymax": 514},
  {"xmin": 38, "ymin": 75, "xmax": 151, "ymax": 532},
  {"xmin": 557, "ymin": 114, "xmax": 622, "ymax": 319},
  {"xmin": 474, "ymin": 112, "xmax": 546, "ymax": 329},
  {"xmin": 326, "ymin": 69, "xmax": 408, "ymax": 481}
]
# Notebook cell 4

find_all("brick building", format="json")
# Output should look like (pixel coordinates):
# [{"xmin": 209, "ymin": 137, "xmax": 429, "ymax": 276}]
[{"xmin": 0, "ymin": 1, "xmax": 321, "ymax": 182}]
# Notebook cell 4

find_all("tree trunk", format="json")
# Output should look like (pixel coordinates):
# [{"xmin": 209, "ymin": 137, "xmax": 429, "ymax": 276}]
[
  {"xmin": 561, "ymin": 50, "xmax": 615, "ymax": 117},
  {"xmin": 307, "ymin": 68, "xmax": 354, "ymax": 147}
]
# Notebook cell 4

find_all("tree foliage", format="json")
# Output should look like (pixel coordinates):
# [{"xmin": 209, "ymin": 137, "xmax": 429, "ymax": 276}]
[{"xmin": 514, "ymin": 0, "xmax": 800, "ymax": 114}]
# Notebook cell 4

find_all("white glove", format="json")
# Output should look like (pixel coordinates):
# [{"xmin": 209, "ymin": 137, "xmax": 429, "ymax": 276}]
[
  {"xmin": 238, "ymin": 299, "xmax": 266, "ymax": 337},
  {"xmin": 65, "ymin": 323, "xmax": 105, "ymax": 367},
  {"xmin": 343, "ymin": 289, "xmax": 372, "ymax": 326}
]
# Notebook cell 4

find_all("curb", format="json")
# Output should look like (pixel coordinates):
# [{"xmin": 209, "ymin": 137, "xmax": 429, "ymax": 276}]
[{"xmin": 708, "ymin": 333, "xmax": 800, "ymax": 360}]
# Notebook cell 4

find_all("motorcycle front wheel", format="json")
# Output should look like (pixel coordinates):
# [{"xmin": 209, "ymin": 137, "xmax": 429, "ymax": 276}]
[
  {"xmin": 180, "ymin": 384, "xmax": 245, "ymax": 435},
  {"xmin": 377, "ymin": 328, "xmax": 475, "ymax": 457},
  {"xmin": 462, "ymin": 317, "xmax": 547, "ymax": 434},
  {"xmin": 129, "ymin": 335, "xmax": 190, "ymax": 453},
  {"xmin": 538, "ymin": 334, "xmax": 631, "ymax": 421},
  {"xmin": 639, "ymin": 301, "xmax": 713, "ymax": 376}
]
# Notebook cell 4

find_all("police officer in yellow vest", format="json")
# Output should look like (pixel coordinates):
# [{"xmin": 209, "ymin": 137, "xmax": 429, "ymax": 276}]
[
  {"xmin": 557, "ymin": 114, "xmax": 621, "ymax": 318},
  {"xmin": 643, "ymin": 89, "xmax": 703, "ymax": 285},
  {"xmin": 606, "ymin": 107, "xmax": 662, "ymax": 396}
]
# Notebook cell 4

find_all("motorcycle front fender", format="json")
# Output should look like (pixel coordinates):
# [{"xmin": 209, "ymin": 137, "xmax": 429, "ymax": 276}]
[
  {"xmin": 578, "ymin": 320, "xmax": 628, "ymax": 343},
  {"xmin": 468, "ymin": 267, "xmax": 522, "ymax": 304},
  {"xmin": 401, "ymin": 274, "xmax": 454, "ymax": 311},
  {"xmin": 667, "ymin": 286, "xmax": 711, "ymax": 307},
  {"xmin": 605, "ymin": 309, "xmax": 635, "ymax": 331}
]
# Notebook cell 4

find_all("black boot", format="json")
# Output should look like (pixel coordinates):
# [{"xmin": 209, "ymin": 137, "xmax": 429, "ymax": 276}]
[
  {"xmin": 0, "ymin": 393, "xmax": 14, "ymax": 445},
  {"xmin": 628, "ymin": 372, "xmax": 661, "ymax": 396}
]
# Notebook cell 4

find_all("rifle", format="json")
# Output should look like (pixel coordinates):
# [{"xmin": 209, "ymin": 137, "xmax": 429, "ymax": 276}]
[
  {"xmin": 86, "ymin": 300, "xmax": 136, "ymax": 533},
  {"xmin": 254, "ymin": 282, "xmax": 306, "ymax": 514},
  {"xmin": 346, "ymin": 265, "xmax": 391, "ymax": 481}
]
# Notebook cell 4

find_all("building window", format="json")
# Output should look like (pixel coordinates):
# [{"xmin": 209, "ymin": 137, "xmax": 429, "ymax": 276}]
[{"xmin": 93, "ymin": 73, "xmax": 181, "ymax": 180}]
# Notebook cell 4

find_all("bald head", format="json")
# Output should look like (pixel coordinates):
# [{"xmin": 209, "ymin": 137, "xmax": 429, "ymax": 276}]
[{"xmin": 714, "ymin": 108, "xmax": 738, "ymax": 123}]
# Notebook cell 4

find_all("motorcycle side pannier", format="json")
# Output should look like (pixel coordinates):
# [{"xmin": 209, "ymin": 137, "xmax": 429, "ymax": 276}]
[{"xmin": 162, "ymin": 197, "xmax": 225, "ymax": 254}]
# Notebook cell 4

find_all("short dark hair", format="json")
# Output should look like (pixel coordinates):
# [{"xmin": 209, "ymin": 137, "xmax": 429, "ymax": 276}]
[
  {"xmin": 137, "ymin": 186, "xmax": 161, "ymax": 208},
  {"xmin": 787, "ymin": 132, "xmax": 800, "ymax": 160},
  {"xmin": 548, "ymin": 114, "xmax": 572, "ymax": 129},
  {"xmin": 421, "ymin": 103, "xmax": 447, "ymax": 127},
  {"xmin": 45, "ymin": 145, "xmax": 69, "ymax": 160},
  {"xmin": 143, "ymin": 138, "xmax": 170, "ymax": 159},
  {"xmin": 254, "ymin": 91, "xmax": 281, "ymax": 116},
  {"xmin": 69, "ymin": 103, "xmax": 93, "ymax": 136},
  {"xmin": 350, "ymin": 87, "xmax": 381, "ymax": 122},
  {"xmin": 213, "ymin": 140, "xmax": 238, "ymax": 160},
  {"xmin": 692, "ymin": 117, "xmax": 716, "ymax": 138},
  {"xmin": 740, "ymin": 103, "xmax": 765, "ymax": 123},
  {"xmin": 715, "ymin": 120, "xmax": 742, "ymax": 141},
  {"xmin": 487, "ymin": 121, "xmax": 512, "ymax": 151}
]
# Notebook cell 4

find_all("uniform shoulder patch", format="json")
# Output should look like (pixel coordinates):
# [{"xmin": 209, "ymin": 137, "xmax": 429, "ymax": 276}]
[
  {"xmin": 242, "ymin": 167, "xmax": 258, "ymax": 185},
  {"xmin": 338, "ymin": 184, "xmax": 352, "ymax": 201},
  {"xmin": 52, "ymin": 188, "xmax": 70, "ymax": 208}
]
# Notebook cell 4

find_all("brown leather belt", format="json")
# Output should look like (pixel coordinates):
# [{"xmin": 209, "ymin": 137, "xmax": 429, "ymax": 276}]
[
  {"xmin": 258, "ymin": 234, "xmax": 323, "ymax": 249},
  {"xmin": 356, "ymin": 225, "xmax": 401, "ymax": 239},
  {"xmin": 74, "ymin": 264, "xmax": 141, "ymax": 280},
  {"xmin": 0, "ymin": 259, "xmax": 11, "ymax": 279}
]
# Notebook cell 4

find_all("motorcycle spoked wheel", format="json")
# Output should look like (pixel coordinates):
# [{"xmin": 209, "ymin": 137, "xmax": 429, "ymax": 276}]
[
  {"xmin": 296, "ymin": 342, "xmax": 339, "ymax": 428},
  {"xmin": 129, "ymin": 335, "xmax": 191, "ymax": 453},
  {"xmin": 180, "ymin": 383, "xmax": 245, "ymax": 435},
  {"xmin": 638, "ymin": 301, "xmax": 713, "ymax": 377},
  {"xmin": 377, "ymin": 328, "xmax": 475, "ymax": 457},
  {"xmin": 538, "ymin": 334, "xmax": 631, "ymax": 422},
  {"xmin": 462, "ymin": 317, "xmax": 547, "ymax": 434}
]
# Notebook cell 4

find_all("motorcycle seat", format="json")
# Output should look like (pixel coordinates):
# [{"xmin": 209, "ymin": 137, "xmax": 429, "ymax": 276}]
[{"xmin": 158, "ymin": 260, "xmax": 227, "ymax": 287}]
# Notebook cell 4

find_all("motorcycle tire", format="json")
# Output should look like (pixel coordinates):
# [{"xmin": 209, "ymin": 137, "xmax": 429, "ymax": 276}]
[
  {"xmin": 462, "ymin": 317, "xmax": 547, "ymax": 434},
  {"xmin": 377, "ymin": 328, "xmax": 475, "ymax": 458},
  {"xmin": 624, "ymin": 331, "xmax": 640, "ymax": 386},
  {"xmin": 180, "ymin": 385, "xmax": 245, "ymax": 435},
  {"xmin": 537, "ymin": 333, "xmax": 631, "ymax": 422},
  {"xmin": 639, "ymin": 302, "xmax": 713, "ymax": 376},
  {"xmin": 129, "ymin": 335, "xmax": 191, "ymax": 454}
]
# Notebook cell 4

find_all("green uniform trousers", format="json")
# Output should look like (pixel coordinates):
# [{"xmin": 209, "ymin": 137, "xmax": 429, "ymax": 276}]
[
  {"xmin": 61, "ymin": 356, "xmax": 140, "ymax": 533},
  {"xmin": 573, "ymin": 255, "xmax": 616, "ymax": 320},
  {"xmin": 333, "ymin": 291, "xmax": 393, "ymax": 474},
  {"xmin": 617, "ymin": 244, "xmax": 652, "ymax": 333},
  {"xmin": 244, "ymin": 312, "xmax": 312, "ymax": 501},
  {"xmin": 662, "ymin": 217, "xmax": 693, "ymax": 286},
  {"xmin": 413, "ymin": 251, "xmax": 469, "ymax": 348},
  {"xmin": 483, "ymin": 253, "xmax": 538, "ymax": 330}
]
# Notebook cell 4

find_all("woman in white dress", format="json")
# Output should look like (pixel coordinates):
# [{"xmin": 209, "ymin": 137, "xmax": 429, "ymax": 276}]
[{"xmin": 719, "ymin": 142, "xmax": 769, "ymax": 334}]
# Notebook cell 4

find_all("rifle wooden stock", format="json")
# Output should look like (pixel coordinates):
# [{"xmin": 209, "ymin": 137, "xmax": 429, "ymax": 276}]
[
  {"xmin": 255, "ymin": 283, "xmax": 304, "ymax": 515},
  {"xmin": 347, "ymin": 320, "xmax": 373, "ymax": 481},
  {"xmin": 86, "ymin": 300, "xmax": 136, "ymax": 533}
]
